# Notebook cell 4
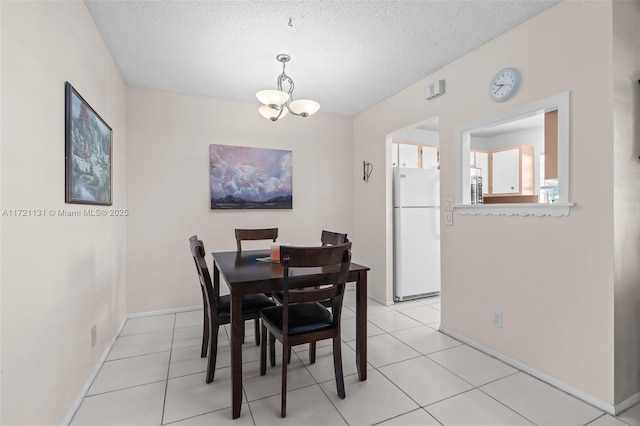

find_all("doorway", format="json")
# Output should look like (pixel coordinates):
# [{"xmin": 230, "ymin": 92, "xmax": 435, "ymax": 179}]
[{"xmin": 388, "ymin": 116, "xmax": 441, "ymax": 305}]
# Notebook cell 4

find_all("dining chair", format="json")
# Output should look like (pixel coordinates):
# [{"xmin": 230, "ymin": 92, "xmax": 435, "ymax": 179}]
[
  {"xmin": 271, "ymin": 230, "xmax": 350, "ymax": 362},
  {"xmin": 189, "ymin": 235, "xmax": 275, "ymax": 382},
  {"xmin": 320, "ymin": 230, "xmax": 349, "ymax": 246},
  {"xmin": 272, "ymin": 229, "xmax": 348, "ymax": 305},
  {"xmin": 259, "ymin": 242, "xmax": 352, "ymax": 417},
  {"xmin": 235, "ymin": 228, "xmax": 278, "ymax": 252}
]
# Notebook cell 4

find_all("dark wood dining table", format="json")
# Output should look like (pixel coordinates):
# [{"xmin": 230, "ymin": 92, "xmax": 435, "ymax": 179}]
[{"xmin": 211, "ymin": 249, "xmax": 370, "ymax": 419}]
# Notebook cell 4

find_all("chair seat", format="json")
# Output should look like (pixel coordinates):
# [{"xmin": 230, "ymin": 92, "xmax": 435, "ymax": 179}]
[
  {"xmin": 261, "ymin": 302, "xmax": 333, "ymax": 335},
  {"xmin": 217, "ymin": 293, "xmax": 275, "ymax": 316}
]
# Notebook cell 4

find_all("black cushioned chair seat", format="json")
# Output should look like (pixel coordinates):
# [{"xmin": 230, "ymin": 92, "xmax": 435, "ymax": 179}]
[
  {"xmin": 260, "ymin": 302, "xmax": 333, "ymax": 335},
  {"xmin": 217, "ymin": 294, "xmax": 275, "ymax": 317}
]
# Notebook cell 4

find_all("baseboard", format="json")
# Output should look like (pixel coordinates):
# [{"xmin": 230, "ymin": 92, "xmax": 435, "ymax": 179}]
[
  {"xmin": 439, "ymin": 327, "xmax": 620, "ymax": 416},
  {"xmin": 128, "ymin": 305, "xmax": 202, "ymax": 318},
  {"xmin": 61, "ymin": 305, "xmax": 203, "ymax": 425},
  {"xmin": 367, "ymin": 293, "xmax": 393, "ymax": 306},
  {"xmin": 614, "ymin": 391, "xmax": 640, "ymax": 416},
  {"xmin": 60, "ymin": 315, "xmax": 127, "ymax": 425}
]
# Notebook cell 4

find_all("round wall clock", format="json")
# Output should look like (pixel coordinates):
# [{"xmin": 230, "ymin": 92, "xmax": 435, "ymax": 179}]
[{"xmin": 489, "ymin": 68, "xmax": 521, "ymax": 102}]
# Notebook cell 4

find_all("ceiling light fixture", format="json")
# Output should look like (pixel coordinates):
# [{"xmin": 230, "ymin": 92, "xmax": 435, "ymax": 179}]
[{"xmin": 256, "ymin": 54, "xmax": 320, "ymax": 122}]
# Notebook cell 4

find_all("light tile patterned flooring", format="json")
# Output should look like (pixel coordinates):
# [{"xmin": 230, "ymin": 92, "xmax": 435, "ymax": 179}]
[{"xmin": 71, "ymin": 290, "xmax": 640, "ymax": 425}]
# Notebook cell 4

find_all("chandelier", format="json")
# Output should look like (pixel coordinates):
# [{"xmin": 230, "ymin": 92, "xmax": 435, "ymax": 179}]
[{"xmin": 256, "ymin": 54, "xmax": 320, "ymax": 122}]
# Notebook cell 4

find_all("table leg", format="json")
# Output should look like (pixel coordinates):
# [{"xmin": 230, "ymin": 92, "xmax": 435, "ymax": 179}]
[
  {"xmin": 229, "ymin": 280, "xmax": 244, "ymax": 418},
  {"xmin": 355, "ymin": 270, "xmax": 367, "ymax": 380}
]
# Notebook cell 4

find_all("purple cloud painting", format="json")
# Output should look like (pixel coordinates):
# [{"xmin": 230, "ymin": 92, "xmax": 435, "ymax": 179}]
[{"xmin": 210, "ymin": 144, "xmax": 292, "ymax": 209}]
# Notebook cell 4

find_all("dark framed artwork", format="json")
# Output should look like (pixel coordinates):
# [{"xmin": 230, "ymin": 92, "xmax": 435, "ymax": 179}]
[
  {"xmin": 210, "ymin": 144, "xmax": 292, "ymax": 209},
  {"xmin": 65, "ymin": 81, "xmax": 112, "ymax": 205}
]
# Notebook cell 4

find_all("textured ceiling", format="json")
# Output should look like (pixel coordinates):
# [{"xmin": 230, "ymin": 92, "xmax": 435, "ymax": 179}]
[{"xmin": 85, "ymin": 0, "xmax": 560, "ymax": 117}]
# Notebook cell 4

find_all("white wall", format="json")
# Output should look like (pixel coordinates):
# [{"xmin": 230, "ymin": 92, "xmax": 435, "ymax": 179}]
[
  {"xmin": 612, "ymin": 0, "xmax": 640, "ymax": 403},
  {"xmin": 392, "ymin": 128, "xmax": 439, "ymax": 145},
  {"xmin": 354, "ymin": 0, "xmax": 618, "ymax": 406},
  {"xmin": 0, "ymin": 1, "xmax": 127, "ymax": 424},
  {"xmin": 125, "ymin": 87, "xmax": 354, "ymax": 313}
]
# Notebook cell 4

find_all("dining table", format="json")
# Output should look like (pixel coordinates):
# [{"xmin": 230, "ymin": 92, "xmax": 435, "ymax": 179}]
[{"xmin": 211, "ymin": 249, "xmax": 370, "ymax": 419}]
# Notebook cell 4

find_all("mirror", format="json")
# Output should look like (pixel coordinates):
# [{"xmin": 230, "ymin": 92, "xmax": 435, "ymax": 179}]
[{"xmin": 455, "ymin": 92, "xmax": 572, "ymax": 215}]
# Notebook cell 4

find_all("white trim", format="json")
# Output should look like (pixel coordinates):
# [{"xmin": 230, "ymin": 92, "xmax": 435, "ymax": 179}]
[
  {"xmin": 455, "ymin": 91, "xmax": 573, "ymax": 214},
  {"xmin": 60, "ymin": 316, "xmax": 127, "ymax": 426},
  {"xmin": 127, "ymin": 305, "xmax": 202, "ymax": 318},
  {"xmin": 60, "ymin": 306, "xmax": 203, "ymax": 425},
  {"xmin": 439, "ymin": 327, "xmax": 622, "ymax": 415},
  {"xmin": 455, "ymin": 202, "xmax": 574, "ymax": 217},
  {"xmin": 368, "ymin": 293, "xmax": 394, "ymax": 306}
]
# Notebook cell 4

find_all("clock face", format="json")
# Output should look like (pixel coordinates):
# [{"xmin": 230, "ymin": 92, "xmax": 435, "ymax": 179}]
[{"xmin": 489, "ymin": 68, "xmax": 521, "ymax": 102}]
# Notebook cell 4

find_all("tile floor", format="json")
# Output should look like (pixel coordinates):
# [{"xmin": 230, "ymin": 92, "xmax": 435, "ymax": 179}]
[{"xmin": 71, "ymin": 290, "xmax": 640, "ymax": 425}]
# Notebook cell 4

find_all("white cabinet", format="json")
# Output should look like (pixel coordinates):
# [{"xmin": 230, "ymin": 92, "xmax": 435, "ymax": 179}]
[
  {"xmin": 489, "ymin": 146, "xmax": 534, "ymax": 195},
  {"xmin": 421, "ymin": 146, "xmax": 439, "ymax": 169}
]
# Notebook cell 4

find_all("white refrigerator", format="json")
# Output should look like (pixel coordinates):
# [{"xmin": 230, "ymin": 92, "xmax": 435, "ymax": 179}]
[{"xmin": 393, "ymin": 167, "xmax": 441, "ymax": 301}]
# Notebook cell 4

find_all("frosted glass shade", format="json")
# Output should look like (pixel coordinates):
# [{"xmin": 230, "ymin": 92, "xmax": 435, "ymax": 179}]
[
  {"xmin": 258, "ymin": 105, "xmax": 288, "ymax": 121},
  {"xmin": 289, "ymin": 99, "xmax": 320, "ymax": 117},
  {"xmin": 256, "ymin": 90, "xmax": 289, "ymax": 107}
]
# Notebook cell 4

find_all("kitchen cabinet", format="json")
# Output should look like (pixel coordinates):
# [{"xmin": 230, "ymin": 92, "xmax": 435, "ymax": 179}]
[
  {"xmin": 489, "ymin": 145, "xmax": 535, "ymax": 195},
  {"xmin": 421, "ymin": 145, "xmax": 439, "ymax": 169},
  {"xmin": 393, "ymin": 142, "xmax": 439, "ymax": 169}
]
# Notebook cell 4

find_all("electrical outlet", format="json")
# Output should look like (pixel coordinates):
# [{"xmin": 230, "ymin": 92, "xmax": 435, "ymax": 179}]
[
  {"xmin": 444, "ymin": 211, "xmax": 453, "ymax": 226},
  {"xmin": 491, "ymin": 311, "xmax": 502, "ymax": 328},
  {"xmin": 91, "ymin": 325, "xmax": 97, "ymax": 347}
]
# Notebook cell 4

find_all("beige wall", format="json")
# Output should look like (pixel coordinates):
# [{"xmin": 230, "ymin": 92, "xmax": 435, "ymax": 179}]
[
  {"xmin": 354, "ymin": 0, "xmax": 618, "ymax": 405},
  {"xmin": 2, "ymin": 0, "xmax": 639, "ymax": 421},
  {"xmin": 125, "ymin": 87, "xmax": 354, "ymax": 313},
  {"xmin": 613, "ymin": 0, "xmax": 640, "ymax": 403},
  {"xmin": 0, "ymin": 1, "xmax": 127, "ymax": 424}
]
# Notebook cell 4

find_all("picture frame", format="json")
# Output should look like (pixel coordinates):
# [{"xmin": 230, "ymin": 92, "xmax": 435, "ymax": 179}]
[
  {"xmin": 210, "ymin": 144, "xmax": 292, "ymax": 209},
  {"xmin": 65, "ymin": 81, "xmax": 112, "ymax": 205}
]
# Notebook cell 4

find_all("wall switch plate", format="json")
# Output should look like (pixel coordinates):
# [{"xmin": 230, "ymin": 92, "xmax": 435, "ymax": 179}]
[
  {"xmin": 491, "ymin": 311, "xmax": 502, "ymax": 328},
  {"xmin": 443, "ymin": 198, "xmax": 454, "ymax": 211},
  {"xmin": 444, "ymin": 211, "xmax": 453, "ymax": 226}
]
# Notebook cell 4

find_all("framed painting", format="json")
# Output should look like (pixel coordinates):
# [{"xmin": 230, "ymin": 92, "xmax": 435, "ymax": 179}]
[
  {"xmin": 210, "ymin": 144, "xmax": 292, "ymax": 209},
  {"xmin": 65, "ymin": 81, "xmax": 112, "ymax": 205}
]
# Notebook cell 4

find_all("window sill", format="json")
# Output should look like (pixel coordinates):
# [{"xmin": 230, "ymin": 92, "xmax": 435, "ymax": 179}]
[{"xmin": 454, "ymin": 203, "xmax": 574, "ymax": 217}]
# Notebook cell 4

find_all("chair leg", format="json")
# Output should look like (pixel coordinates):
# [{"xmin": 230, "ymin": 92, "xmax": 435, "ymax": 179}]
[
  {"xmin": 200, "ymin": 296, "xmax": 209, "ymax": 358},
  {"xmin": 269, "ymin": 332, "xmax": 276, "ymax": 367},
  {"xmin": 205, "ymin": 322, "xmax": 220, "ymax": 384},
  {"xmin": 260, "ymin": 324, "xmax": 268, "ymax": 376},
  {"xmin": 332, "ymin": 336, "xmax": 345, "ymax": 399},
  {"xmin": 254, "ymin": 318, "xmax": 261, "ymax": 346},
  {"xmin": 309, "ymin": 342, "xmax": 316, "ymax": 364},
  {"xmin": 281, "ymin": 342, "xmax": 289, "ymax": 417}
]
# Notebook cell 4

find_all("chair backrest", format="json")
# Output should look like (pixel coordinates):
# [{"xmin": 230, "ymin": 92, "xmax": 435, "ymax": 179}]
[
  {"xmin": 320, "ymin": 230, "xmax": 349, "ymax": 246},
  {"xmin": 189, "ymin": 235, "xmax": 218, "ymax": 311},
  {"xmin": 235, "ymin": 228, "xmax": 279, "ymax": 252},
  {"xmin": 280, "ymin": 243, "xmax": 352, "ymax": 333}
]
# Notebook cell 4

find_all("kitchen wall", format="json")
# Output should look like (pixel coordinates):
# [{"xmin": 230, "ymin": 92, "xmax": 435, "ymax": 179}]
[
  {"xmin": 612, "ymin": 0, "xmax": 640, "ymax": 405},
  {"xmin": 125, "ymin": 87, "xmax": 354, "ymax": 313},
  {"xmin": 0, "ymin": 2, "xmax": 127, "ymax": 424},
  {"xmin": 354, "ymin": 0, "xmax": 622, "ymax": 408}
]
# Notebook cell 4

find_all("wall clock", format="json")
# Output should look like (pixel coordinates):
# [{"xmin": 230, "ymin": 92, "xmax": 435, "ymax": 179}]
[{"xmin": 489, "ymin": 68, "xmax": 521, "ymax": 102}]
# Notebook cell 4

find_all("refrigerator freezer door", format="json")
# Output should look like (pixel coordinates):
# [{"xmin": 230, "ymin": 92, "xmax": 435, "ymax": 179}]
[
  {"xmin": 394, "ymin": 206, "xmax": 441, "ymax": 300},
  {"xmin": 393, "ymin": 167, "xmax": 440, "ymax": 207}
]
